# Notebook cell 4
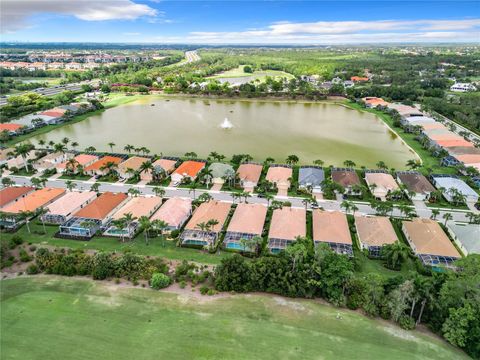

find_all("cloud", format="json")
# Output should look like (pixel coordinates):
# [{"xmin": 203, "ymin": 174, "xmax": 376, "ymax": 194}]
[
  {"xmin": 184, "ymin": 19, "xmax": 480, "ymax": 44},
  {"xmin": 1, "ymin": 0, "xmax": 158, "ymax": 33},
  {"xmin": 123, "ymin": 32, "xmax": 141, "ymax": 36}
]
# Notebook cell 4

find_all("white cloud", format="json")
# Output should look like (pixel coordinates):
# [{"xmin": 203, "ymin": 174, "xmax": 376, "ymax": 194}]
[
  {"xmin": 184, "ymin": 19, "xmax": 480, "ymax": 44},
  {"xmin": 1, "ymin": 0, "xmax": 158, "ymax": 33},
  {"xmin": 123, "ymin": 32, "xmax": 141, "ymax": 36}
]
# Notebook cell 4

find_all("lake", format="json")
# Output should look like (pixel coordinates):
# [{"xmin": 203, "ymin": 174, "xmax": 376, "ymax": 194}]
[{"xmin": 30, "ymin": 97, "xmax": 418, "ymax": 168}]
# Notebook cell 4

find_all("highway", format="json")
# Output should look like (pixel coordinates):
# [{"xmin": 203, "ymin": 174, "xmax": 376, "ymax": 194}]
[
  {"xmin": 6, "ymin": 174, "xmax": 474, "ymax": 224},
  {"xmin": 184, "ymin": 50, "xmax": 200, "ymax": 64}
]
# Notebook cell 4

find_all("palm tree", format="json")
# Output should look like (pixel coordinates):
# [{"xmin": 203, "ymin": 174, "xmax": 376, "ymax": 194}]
[
  {"xmin": 38, "ymin": 139, "xmax": 46, "ymax": 148},
  {"xmin": 65, "ymin": 180, "xmax": 77, "ymax": 192},
  {"xmin": 313, "ymin": 159, "xmax": 324, "ymax": 167},
  {"xmin": 286, "ymin": 154, "xmax": 299, "ymax": 165},
  {"xmin": 264, "ymin": 193, "xmax": 274, "ymax": 207},
  {"xmin": 61, "ymin": 137, "xmax": 70, "ymax": 147},
  {"xmin": 241, "ymin": 191, "xmax": 252, "ymax": 203},
  {"xmin": 430, "ymin": 208, "xmax": 440, "ymax": 220},
  {"xmin": 71, "ymin": 141, "xmax": 79, "ymax": 151},
  {"xmin": 302, "ymin": 198, "xmax": 310, "ymax": 211},
  {"xmin": 85, "ymin": 146, "xmax": 96, "ymax": 153},
  {"xmin": 100, "ymin": 161, "xmax": 118, "ymax": 177},
  {"xmin": 443, "ymin": 212, "xmax": 453, "ymax": 226},
  {"xmin": 14, "ymin": 143, "xmax": 35, "ymax": 172},
  {"xmin": 18, "ymin": 210, "xmax": 34, "ymax": 234},
  {"xmin": 152, "ymin": 219, "xmax": 168, "ymax": 247},
  {"xmin": 65, "ymin": 158, "xmax": 79, "ymax": 174},
  {"xmin": 376, "ymin": 161, "xmax": 388, "ymax": 170},
  {"xmin": 350, "ymin": 203, "xmax": 359, "ymax": 215},
  {"xmin": 139, "ymin": 160, "xmax": 153, "ymax": 178},
  {"xmin": 341, "ymin": 200, "xmax": 352, "ymax": 214},
  {"xmin": 112, "ymin": 218, "xmax": 127, "ymax": 242},
  {"xmin": 53, "ymin": 142, "xmax": 67, "ymax": 154},
  {"xmin": 138, "ymin": 216, "xmax": 152, "ymax": 244},
  {"xmin": 184, "ymin": 151, "xmax": 197, "ymax": 159},
  {"xmin": 30, "ymin": 177, "xmax": 44, "ymax": 189},
  {"xmin": 406, "ymin": 159, "xmax": 421, "ymax": 170},
  {"xmin": 381, "ymin": 241, "xmax": 411, "ymax": 270},
  {"xmin": 107, "ymin": 142, "xmax": 116, "ymax": 153},
  {"xmin": 128, "ymin": 188, "xmax": 141, "ymax": 197},
  {"xmin": 189, "ymin": 183, "xmax": 199, "ymax": 199},
  {"xmin": 1, "ymin": 177, "xmax": 15, "ymax": 187},
  {"xmin": 121, "ymin": 212, "xmax": 137, "ymax": 241},
  {"xmin": 90, "ymin": 183, "xmax": 100, "ymax": 193},
  {"xmin": 343, "ymin": 160, "xmax": 356, "ymax": 168},
  {"xmin": 466, "ymin": 212, "xmax": 477, "ymax": 224},
  {"xmin": 37, "ymin": 207, "xmax": 49, "ymax": 234},
  {"xmin": 124, "ymin": 144, "xmax": 135, "ymax": 154},
  {"xmin": 152, "ymin": 187, "xmax": 165, "ymax": 198}
]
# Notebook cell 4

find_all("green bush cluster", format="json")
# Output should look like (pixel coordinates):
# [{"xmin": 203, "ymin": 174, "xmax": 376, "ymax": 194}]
[
  {"xmin": 150, "ymin": 273, "xmax": 171, "ymax": 289},
  {"xmin": 174, "ymin": 260, "xmax": 212, "ymax": 286}
]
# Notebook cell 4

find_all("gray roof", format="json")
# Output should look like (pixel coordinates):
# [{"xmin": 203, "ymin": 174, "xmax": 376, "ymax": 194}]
[
  {"xmin": 208, "ymin": 162, "xmax": 235, "ymax": 179},
  {"xmin": 299, "ymin": 167, "xmax": 325, "ymax": 187},
  {"xmin": 58, "ymin": 104, "xmax": 80, "ymax": 112},
  {"xmin": 448, "ymin": 223, "xmax": 480, "ymax": 254},
  {"xmin": 13, "ymin": 114, "xmax": 57, "ymax": 127},
  {"xmin": 432, "ymin": 176, "xmax": 478, "ymax": 198}
]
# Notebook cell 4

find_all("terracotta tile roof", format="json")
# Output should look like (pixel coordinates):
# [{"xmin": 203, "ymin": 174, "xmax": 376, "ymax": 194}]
[
  {"xmin": 185, "ymin": 200, "xmax": 231, "ymax": 233},
  {"xmin": 152, "ymin": 158, "xmax": 177, "ymax": 173},
  {"xmin": 397, "ymin": 172, "xmax": 435, "ymax": 194},
  {"xmin": 421, "ymin": 123, "xmax": 448, "ymax": 131},
  {"xmin": 454, "ymin": 154, "xmax": 480, "ymax": 164},
  {"xmin": 435, "ymin": 139, "xmax": 475, "ymax": 148},
  {"xmin": 112, "ymin": 196, "xmax": 162, "ymax": 220},
  {"xmin": 85, "ymin": 156, "xmax": 123, "ymax": 171},
  {"xmin": 40, "ymin": 111, "xmax": 64, "ymax": 118},
  {"xmin": 331, "ymin": 169, "xmax": 361, "ymax": 187},
  {"xmin": 237, "ymin": 163, "xmax": 263, "ymax": 183},
  {"xmin": 351, "ymin": 76, "xmax": 369, "ymax": 82},
  {"xmin": 172, "ymin": 161, "xmax": 205, "ymax": 178},
  {"xmin": 268, "ymin": 207, "xmax": 306, "ymax": 241},
  {"xmin": 150, "ymin": 197, "xmax": 192, "ymax": 227},
  {"xmin": 362, "ymin": 97, "xmax": 389, "ymax": 106},
  {"xmin": 57, "ymin": 154, "xmax": 98, "ymax": 170},
  {"xmin": 312, "ymin": 210, "xmax": 352, "ymax": 245},
  {"xmin": 73, "ymin": 192, "xmax": 128, "ymax": 220},
  {"xmin": 117, "ymin": 156, "xmax": 150, "ymax": 173},
  {"xmin": 0, "ymin": 123, "xmax": 23, "ymax": 132},
  {"xmin": 46, "ymin": 191, "xmax": 97, "ymax": 216},
  {"xmin": 227, "ymin": 203, "xmax": 267, "ymax": 235},
  {"xmin": 355, "ymin": 215, "xmax": 397, "ymax": 247},
  {"xmin": 402, "ymin": 219, "xmax": 460, "ymax": 257},
  {"xmin": 365, "ymin": 173, "xmax": 399, "ymax": 191},
  {"xmin": 1, "ymin": 188, "xmax": 65, "ymax": 214},
  {"xmin": 0, "ymin": 186, "xmax": 35, "ymax": 208},
  {"xmin": 266, "ymin": 166, "xmax": 292, "ymax": 183}
]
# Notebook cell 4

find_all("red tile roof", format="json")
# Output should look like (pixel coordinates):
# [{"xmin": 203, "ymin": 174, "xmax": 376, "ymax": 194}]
[
  {"xmin": 73, "ymin": 192, "xmax": 128, "ymax": 220},
  {"xmin": 0, "ymin": 186, "xmax": 35, "ymax": 208},
  {"xmin": 172, "ymin": 161, "xmax": 205, "ymax": 178},
  {"xmin": 0, "ymin": 123, "xmax": 23, "ymax": 132},
  {"xmin": 85, "ymin": 156, "xmax": 123, "ymax": 171}
]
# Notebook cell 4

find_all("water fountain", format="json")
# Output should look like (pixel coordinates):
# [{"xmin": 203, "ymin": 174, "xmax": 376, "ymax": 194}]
[{"xmin": 220, "ymin": 117, "xmax": 233, "ymax": 129}]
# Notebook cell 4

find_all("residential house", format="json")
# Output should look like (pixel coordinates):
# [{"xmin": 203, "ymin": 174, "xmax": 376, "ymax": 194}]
[
  {"xmin": 6, "ymin": 150, "xmax": 36, "ymax": 170},
  {"xmin": 265, "ymin": 165, "xmax": 292, "ymax": 196},
  {"xmin": 208, "ymin": 162, "xmax": 235, "ymax": 187},
  {"xmin": 170, "ymin": 160, "xmax": 205, "ymax": 185},
  {"xmin": 396, "ymin": 171, "xmax": 436, "ymax": 201},
  {"xmin": 0, "ymin": 123, "xmax": 24, "ymax": 136},
  {"xmin": 0, "ymin": 186, "xmax": 35, "ymax": 208},
  {"xmin": 56, "ymin": 154, "xmax": 98, "ymax": 174},
  {"xmin": 0, "ymin": 148, "xmax": 15, "ymax": 165},
  {"xmin": 362, "ymin": 97, "xmax": 389, "ymax": 108},
  {"xmin": 402, "ymin": 219, "xmax": 460, "ymax": 268},
  {"xmin": 140, "ymin": 158, "xmax": 177, "ymax": 182},
  {"xmin": 180, "ymin": 200, "xmax": 231, "ymax": 247},
  {"xmin": 351, "ymin": 76, "xmax": 369, "ymax": 83},
  {"xmin": 33, "ymin": 152, "xmax": 72, "ymax": 173},
  {"xmin": 58, "ymin": 192, "xmax": 129, "ymax": 239},
  {"xmin": 84, "ymin": 156, "xmax": 124, "ymax": 177},
  {"xmin": 298, "ymin": 166, "xmax": 324, "ymax": 193},
  {"xmin": 236, "ymin": 163, "xmax": 263, "ymax": 192},
  {"xmin": 268, "ymin": 207, "xmax": 306, "ymax": 253},
  {"xmin": 331, "ymin": 168, "xmax": 362, "ymax": 195},
  {"xmin": 224, "ymin": 203, "xmax": 267, "ymax": 251},
  {"xmin": 364, "ymin": 171, "xmax": 399, "ymax": 200},
  {"xmin": 41, "ymin": 191, "xmax": 97, "ymax": 224},
  {"xmin": 355, "ymin": 215, "xmax": 397, "ymax": 257},
  {"xmin": 312, "ymin": 210, "xmax": 353, "ymax": 256},
  {"xmin": 450, "ymin": 83, "xmax": 477, "ymax": 92},
  {"xmin": 446, "ymin": 223, "xmax": 479, "ymax": 256},
  {"xmin": 431, "ymin": 175, "xmax": 478, "ymax": 204},
  {"xmin": 117, "ymin": 156, "xmax": 149, "ymax": 180},
  {"xmin": 150, "ymin": 197, "xmax": 192, "ymax": 232}
]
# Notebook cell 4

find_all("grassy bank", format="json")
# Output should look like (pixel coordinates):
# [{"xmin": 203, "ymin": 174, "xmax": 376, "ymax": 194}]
[{"xmin": 0, "ymin": 276, "xmax": 468, "ymax": 360}]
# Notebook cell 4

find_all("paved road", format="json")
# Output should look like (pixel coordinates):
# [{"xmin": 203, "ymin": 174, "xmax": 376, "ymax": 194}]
[
  {"xmin": 184, "ymin": 50, "xmax": 200, "ymax": 64},
  {"xmin": 6, "ymin": 175, "xmax": 473, "ymax": 223}
]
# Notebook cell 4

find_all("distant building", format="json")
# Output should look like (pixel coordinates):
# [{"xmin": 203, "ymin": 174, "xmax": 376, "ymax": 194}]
[{"xmin": 450, "ymin": 83, "xmax": 477, "ymax": 92}]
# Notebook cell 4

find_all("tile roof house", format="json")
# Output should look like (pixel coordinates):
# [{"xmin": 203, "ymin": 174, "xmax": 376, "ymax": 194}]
[
  {"xmin": 0, "ymin": 186, "xmax": 35, "ymax": 208},
  {"xmin": 59, "ymin": 192, "xmax": 129, "ymax": 239},
  {"xmin": 171, "ymin": 161, "xmax": 205, "ymax": 185},
  {"xmin": 6, "ymin": 150, "xmax": 36, "ymax": 170},
  {"xmin": 312, "ymin": 210, "xmax": 352, "ymax": 256},
  {"xmin": 180, "ymin": 200, "xmax": 231, "ymax": 247},
  {"xmin": 298, "ymin": 167, "xmax": 325, "ymax": 192},
  {"xmin": 208, "ymin": 162, "xmax": 235, "ymax": 185},
  {"xmin": 446, "ymin": 223, "xmax": 479, "ymax": 256},
  {"xmin": 224, "ymin": 203, "xmax": 267, "ymax": 251},
  {"xmin": 42, "ymin": 191, "xmax": 97, "ymax": 224},
  {"xmin": 396, "ymin": 171, "xmax": 436, "ymax": 201},
  {"xmin": 104, "ymin": 196, "xmax": 163, "ymax": 237},
  {"xmin": 365, "ymin": 172, "xmax": 399, "ymax": 200},
  {"xmin": 0, "ymin": 123, "xmax": 24, "ymax": 135},
  {"xmin": 236, "ymin": 163, "xmax": 263, "ymax": 191},
  {"xmin": 355, "ymin": 215, "xmax": 398, "ymax": 257},
  {"xmin": 33, "ymin": 152, "xmax": 72, "ymax": 173},
  {"xmin": 150, "ymin": 197, "xmax": 192, "ymax": 231},
  {"xmin": 265, "ymin": 166, "xmax": 292, "ymax": 187},
  {"xmin": 140, "ymin": 158, "xmax": 177, "ymax": 182},
  {"xmin": 431, "ymin": 175, "xmax": 478, "ymax": 204},
  {"xmin": 434, "ymin": 139, "xmax": 475, "ymax": 148},
  {"xmin": 56, "ymin": 154, "xmax": 99, "ymax": 173},
  {"xmin": 331, "ymin": 168, "xmax": 361, "ymax": 195},
  {"xmin": 402, "ymin": 219, "xmax": 460, "ymax": 268},
  {"xmin": 0, "ymin": 148, "xmax": 15, "ymax": 165},
  {"xmin": 1, "ymin": 187, "xmax": 65, "ymax": 214},
  {"xmin": 387, "ymin": 103, "xmax": 424, "ymax": 118},
  {"xmin": 268, "ymin": 207, "xmax": 306, "ymax": 253},
  {"xmin": 84, "ymin": 156, "xmax": 124, "ymax": 176},
  {"xmin": 361, "ymin": 97, "xmax": 389, "ymax": 108},
  {"xmin": 117, "ymin": 156, "xmax": 150, "ymax": 179}
]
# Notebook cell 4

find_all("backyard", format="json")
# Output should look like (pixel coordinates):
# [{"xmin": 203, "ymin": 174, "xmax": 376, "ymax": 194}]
[{"xmin": 0, "ymin": 276, "xmax": 469, "ymax": 360}]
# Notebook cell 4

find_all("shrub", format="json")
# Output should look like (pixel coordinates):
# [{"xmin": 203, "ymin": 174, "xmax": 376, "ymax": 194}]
[
  {"xmin": 170, "ymin": 229, "xmax": 180, "ymax": 238},
  {"xmin": 179, "ymin": 280, "xmax": 186, "ymax": 289},
  {"xmin": 9, "ymin": 235, "xmax": 23, "ymax": 249},
  {"xmin": 150, "ymin": 273, "xmax": 171, "ymax": 289},
  {"xmin": 399, "ymin": 315, "xmax": 416, "ymax": 330},
  {"xmin": 19, "ymin": 249, "xmax": 32, "ymax": 262},
  {"xmin": 29, "ymin": 245, "xmax": 37, "ymax": 252},
  {"xmin": 200, "ymin": 286, "xmax": 209, "ymax": 295},
  {"xmin": 26, "ymin": 264, "xmax": 39, "ymax": 275},
  {"xmin": 207, "ymin": 289, "xmax": 216, "ymax": 296}
]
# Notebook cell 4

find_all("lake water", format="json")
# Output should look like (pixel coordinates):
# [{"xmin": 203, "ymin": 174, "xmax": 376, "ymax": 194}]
[{"xmin": 30, "ymin": 97, "xmax": 418, "ymax": 168}]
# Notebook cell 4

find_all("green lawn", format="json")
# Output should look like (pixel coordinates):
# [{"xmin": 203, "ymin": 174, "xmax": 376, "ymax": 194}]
[
  {"xmin": 1, "ymin": 222, "xmax": 230, "ymax": 265},
  {"xmin": 208, "ymin": 65, "xmax": 295, "ymax": 82},
  {"xmin": 0, "ymin": 276, "xmax": 468, "ymax": 360}
]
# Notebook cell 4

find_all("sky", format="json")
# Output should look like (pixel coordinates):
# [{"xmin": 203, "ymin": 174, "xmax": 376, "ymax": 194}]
[{"xmin": 1, "ymin": 0, "xmax": 479, "ymax": 44}]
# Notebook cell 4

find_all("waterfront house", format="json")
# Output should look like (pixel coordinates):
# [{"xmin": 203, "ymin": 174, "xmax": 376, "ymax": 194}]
[
  {"xmin": 298, "ymin": 167, "xmax": 325, "ymax": 193},
  {"xmin": 224, "ymin": 203, "xmax": 267, "ymax": 251},
  {"xmin": 331, "ymin": 168, "xmax": 362, "ymax": 195},
  {"xmin": 180, "ymin": 200, "xmax": 231, "ymax": 247},
  {"xmin": 265, "ymin": 165, "xmax": 292, "ymax": 196},
  {"xmin": 41, "ymin": 191, "xmax": 97, "ymax": 224},
  {"xmin": 236, "ymin": 163, "xmax": 263, "ymax": 192},
  {"xmin": 312, "ymin": 210, "xmax": 352, "ymax": 256},
  {"xmin": 446, "ymin": 223, "xmax": 479, "ymax": 256},
  {"xmin": 59, "ymin": 192, "xmax": 129, "ymax": 239},
  {"xmin": 104, "ymin": 196, "xmax": 162, "ymax": 238},
  {"xmin": 150, "ymin": 197, "xmax": 192, "ymax": 232},
  {"xmin": 56, "ymin": 154, "xmax": 99, "ymax": 173},
  {"xmin": 268, "ymin": 207, "xmax": 306, "ymax": 253},
  {"xmin": 33, "ymin": 152, "xmax": 72, "ymax": 173},
  {"xmin": 84, "ymin": 156, "xmax": 124, "ymax": 177},
  {"xmin": 361, "ymin": 97, "xmax": 389, "ymax": 108},
  {"xmin": 355, "ymin": 215, "xmax": 397, "ymax": 257},
  {"xmin": 170, "ymin": 160, "xmax": 205, "ymax": 185},
  {"xmin": 117, "ymin": 156, "xmax": 150, "ymax": 180},
  {"xmin": 431, "ymin": 175, "xmax": 478, "ymax": 204},
  {"xmin": 208, "ymin": 162, "xmax": 235, "ymax": 187},
  {"xmin": 396, "ymin": 171, "xmax": 436, "ymax": 201},
  {"xmin": 6, "ymin": 150, "xmax": 36, "ymax": 170},
  {"xmin": 364, "ymin": 171, "xmax": 399, "ymax": 200},
  {"xmin": 450, "ymin": 83, "xmax": 477, "ymax": 92},
  {"xmin": 0, "ymin": 148, "xmax": 15, "ymax": 166},
  {"xmin": 402, "ymin": 219, "xmax": 460, "ymax": 268},
  {"xmin": 0, "ymin": 123, "xmax": 24, "ymax": 136},
  {"xmin": 140, "ymin": 158, "xmax": 177, "ymax": 182},
  {"xmin": 0, "ymin": 186, "xmax": 35, "ymax": 208}
]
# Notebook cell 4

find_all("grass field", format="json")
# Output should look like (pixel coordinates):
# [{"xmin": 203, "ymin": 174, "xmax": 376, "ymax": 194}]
[
  {"xmin": 208, "ymin": 65, "xmax": 295, "ymax": 82},
  {"xmin": 0, "ymin": 276, "xmax": 468, "ymax": 360}
]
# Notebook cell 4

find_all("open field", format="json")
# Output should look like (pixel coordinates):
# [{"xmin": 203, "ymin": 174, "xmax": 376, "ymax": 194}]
[
  {"xmin": 0, "ymin": 276, "xmax": 469, "ymax": 360},
  {"xmin": 208, "ymin": 65, "xmax": 295, "ymax": 82}
]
